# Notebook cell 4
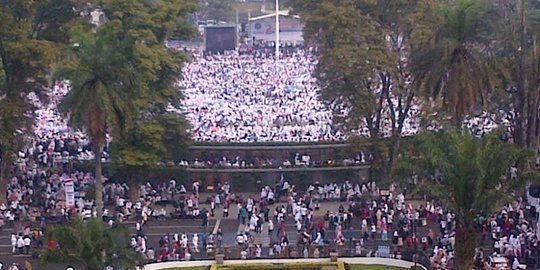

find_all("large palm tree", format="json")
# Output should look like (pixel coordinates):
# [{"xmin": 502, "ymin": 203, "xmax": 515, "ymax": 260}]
[
  {"xmin": 60, "ymin": 24, "xmax": 133, "ymax": 217},
  {"xmin": 40, "ymin": 218, "xmax": 142, "ymax": 270},
  {"xmin": 411, "ymin": 0, "xmax": 504, "ymax": 126},
  {"xmin": 397, "ymin": 130, "xmax": 537, "ymax": 269}
]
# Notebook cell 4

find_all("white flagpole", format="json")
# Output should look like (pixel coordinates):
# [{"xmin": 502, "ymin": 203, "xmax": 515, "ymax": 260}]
[{"xmin": 275, "ymin": 0, "xmax": 280, "ymax": 61}]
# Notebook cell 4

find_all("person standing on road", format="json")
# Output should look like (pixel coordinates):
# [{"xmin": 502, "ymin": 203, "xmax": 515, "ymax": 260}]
[
  {"xmin": 210, "ymin": 199, "xmax": 215, "ymax": 217},
  {"xmin": 23, "ymin": 236, "xmax": 31, "ymax": 254},
  {"xmin": 216, "ymin": 228, "xmax": 223, "ymax": 247},
  {"xmin": 16, "ymin": 234, "xmax": 24, "ymax": 255},
  {"xmin": 192, "ymin": 233, "xmax": 199, "ymax": 253},
  {"xmin": 10, "ymin": 233, "xmax": 16, "ymax": 254},
  {"xmin": 268, "ymin": 219, "xmax": 274, "ymax": 236},
  {"xmin": 201, "ymin": 209, "xmax": 209, "ymax": 228}
]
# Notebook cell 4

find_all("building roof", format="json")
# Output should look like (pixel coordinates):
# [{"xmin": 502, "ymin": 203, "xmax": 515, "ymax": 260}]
[
  {"xmin": 249, "ymin": 11, "xmax": 300, "ymax": 21},
  {"xmin": 205, "ymin": 24, "xmax": 237, "ymax": 29}
]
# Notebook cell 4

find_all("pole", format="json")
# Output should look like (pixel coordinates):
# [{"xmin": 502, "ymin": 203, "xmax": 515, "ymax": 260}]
[
  {"xmin": 414, "ymin": 218, "xmax": 417, "ymax": 268},
  {"xmin": 275, "ymin": 0, "xmax": 280, "ymax": 60},
  {"xmin": 235, "ymin": 8, "xmax": 240, "ymax": 47}
]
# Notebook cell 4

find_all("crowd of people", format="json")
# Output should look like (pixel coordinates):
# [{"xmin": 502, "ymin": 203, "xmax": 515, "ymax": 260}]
[
  {"xmin": 179, "ymin": 151, "xmax": 370, "ymax": 169},
  {"xmin": 132, "ymin": 176, "xmax": 537, "ymax": 270},
  {"xmin": 3, "ymin": 137, "xmax": 540, "ymax": 270},
  {"xmin": 0, "ymin": 38, "xmax": 533, "ymax": 270},
  {"xmin": 179, "ymin": 49, "xmax": 425, "ymax": 142},
  {"xmin": 178, "ymin": 50, "xmax": 341, "ymax": 142},
  {"xmin": 17, "ymin": 48, "xmax": 514, "ymax": 168},
  {"xmin": 25, "ymin": 81, "xmax": 96, "ymax": 163},
  {"xmin": 473, "ymin": 198, "xmax": 536, "ymax": 270}
]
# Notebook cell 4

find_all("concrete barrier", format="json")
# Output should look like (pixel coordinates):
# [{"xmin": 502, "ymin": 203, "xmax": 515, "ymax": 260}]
[
  {"xmin": 216, "ymin": 254, "xmax": 225, "ymax": 265},
  {"xmin": 141, "ymin": 257, "xmax": 427, "ymax": 270}
]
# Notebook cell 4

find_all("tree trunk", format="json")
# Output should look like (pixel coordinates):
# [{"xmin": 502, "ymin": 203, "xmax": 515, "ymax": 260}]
[
  {"xmin": 0, "ymin": 160, "xmax": 8, "ymax": 203},
  {"xmin": 526, "ymin": 84, "xmax": 539, "ymax": 148},
  {"xmin": 129, "ymin": 172, "xmax": 139, "ymax": 202},
  {"xmin": 455, "ymin": 221, "xmax": 478, "ymax": 270},
  {"xmin": 0, "ymin": 153, "xmax": 10, "ymax": 203},
  {"xmin": 368, "ymin": 138, "xmax": 385, "ymax": 181},
  {"xmin": 129, "ymin": 185, "xmax": 139, "ymax": 203},
  {"xmin": 94, "ymin": 151, "xmax": 104, "ymax": 218},
  {"xmin": 388, "ymin": 135, "xmax": 401, "ymax": 177},
  {"xmin": 515, "ymin": 0, "xmax": 528, "ymax": 148}
]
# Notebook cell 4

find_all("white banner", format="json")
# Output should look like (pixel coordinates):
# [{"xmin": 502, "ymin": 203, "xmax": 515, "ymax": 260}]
[{"xmin": 65, "ymin": 179, "xmax": 75, "ymax": 209}]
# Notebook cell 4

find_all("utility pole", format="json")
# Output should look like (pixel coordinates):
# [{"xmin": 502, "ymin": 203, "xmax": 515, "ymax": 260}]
[{"xmin": 275, "ymin": 0, "xmax": 280, "ymax": 60}]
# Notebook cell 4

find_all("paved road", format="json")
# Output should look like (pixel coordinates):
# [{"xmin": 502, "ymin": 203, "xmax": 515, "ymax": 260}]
[{"xmin": 0, "ymin": 197, "xmax": 446, "ymax": 269}]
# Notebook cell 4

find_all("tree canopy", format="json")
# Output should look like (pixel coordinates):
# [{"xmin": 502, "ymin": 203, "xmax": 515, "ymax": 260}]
[
  {"xmin": 396, "ymin": 130, "xmax": 538, "ymax": 269},
  {"xmin": 0, "ymin": 0, "xmax": 80, "ymax": 202},
  {"xmin": 201, "ymin": 0, "xmax": 235, "ymax": 23},
  {"xmin": 411, "ymin": 0, "xmax": 506, "ymax": 126},
  {"xmin": 291, "ymin": 0, "xmax": 440, "ymax": 179},
  {"xmin": 40, "ymin": 218, "xmax": 142, "ymax": 270}
]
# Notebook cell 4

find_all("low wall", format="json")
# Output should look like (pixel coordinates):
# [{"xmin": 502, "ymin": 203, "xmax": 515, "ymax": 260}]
[
  {"xmin": 74, "ymin": 162, "xmax": 369, "ymax": 192},
  {"xmin": 142, "ymin": 257, "xmax": 427, "ymax": 270},
  {"xmin": 143, "ymin": 260, "xmax": 213, "ymax": 270}
]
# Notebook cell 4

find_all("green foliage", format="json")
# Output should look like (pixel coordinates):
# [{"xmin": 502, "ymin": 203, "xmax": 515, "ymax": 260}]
[
  {"xmin": 0, "ymin": 1, "xmax": 65, "ymax": 92},
  {"xmin": 0, "ymin": 0, "xmax": 78, "ymax": 201},
  {"xmin": 411, "ymin": 0, "xmax": 507, "ymax": 125},
  {"xmin": 292, "ymin": 0, "xmax": 436, "ymax": 178},
  {"xmin": 203, "ymin": 0, "xmax": 235, "ymax": 22},
  {"xmin": 396, "ymin": 129, "xmax": 539, "ymax": 269},
  {"xmin": 96, "ymin": 0, "xmax": 198, "ymax": 109},
  {"xmin": 398, "ymin": 130, "xmax": 536, "ymax": 216},
  {"xmin": 74, "ymin": 162, "xmax": 189, "ymax": 184},
  {"xmin": 66, "ymin": 1, "xmax": 199, "ymax": 181},
  {"xmin": 40, "ymin": 218, "xmax": 142, "ymax": 270},
  {"xmin": 110, "ymin": 112, "xmax": 191, "ymax": 186},
  {"xmin": 60, "ymin": 24, "xmax": 135, "ymax": 151},
  {"xmin": 101, "ymin": 0, "xmax": 199, "ymax": 43},
  {"xmin": 0, "ymin": 96, "xmax": 30, "ymax": 158},
  {"xmin": 114, "ymin": 122, "xmax": 166, "ymax": 167},
  {"xmin": 157, "ymin": 113, "xmax": 192, "ymax": 161},
  {"xmin": 57, "ymin": 0, "xmax": 198, "ymax": 215},
  {"xmin": 492, "ymin": 0, "xmax": 540, "ymax": 149}
]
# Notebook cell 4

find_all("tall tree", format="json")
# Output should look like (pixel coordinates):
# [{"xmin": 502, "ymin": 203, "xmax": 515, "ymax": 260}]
[
  {"xmin": 411, "ymin": 0, "xmax": 505, "ymax": 127},
  {"xmin": 40, "ymin": 218, "xmax": 142, "ymax": 270},
  {"xmin": 495, "ymin": 0, "xmax": 540, "ymax": 149},
  {"xmin": 100, "ymin": 0, "xmax": 196, "ymax": 198},
  {"xmin": 292, "ymin": 0, "xmax": 437, "ymax": 179},
  {"xmin": 396, "ymin": 130, "xmax": 538, "ymax": 269},
  {"xmin": 0, "ymin": 0, "xmax": 77, "ymax": 202},
  {"xmin": 61, "ymin": 0, "xmax": 198, "ymax": 216},
  {"xmin": 60, "ymin": 24, "xmax": 135, "ymax": 217}
]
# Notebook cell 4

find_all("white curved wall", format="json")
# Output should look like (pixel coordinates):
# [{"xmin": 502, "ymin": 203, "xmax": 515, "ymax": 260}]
[{"xmin": 142, "ymin": 258, "xmax": 426, "ymax": 270}]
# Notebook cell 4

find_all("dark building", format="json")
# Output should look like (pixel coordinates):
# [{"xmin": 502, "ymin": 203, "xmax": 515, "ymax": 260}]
[{"xmin": 205, "ymin": 25, "xmax": 237, "ymax": 53}]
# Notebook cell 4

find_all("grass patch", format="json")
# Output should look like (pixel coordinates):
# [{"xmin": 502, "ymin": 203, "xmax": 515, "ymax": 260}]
[
  {"xmin": 162, "ymin": 267, "xmax": 209, "ymax": 270},
  {"xmin": 161, "ymin": 264, "xmax": 420, "ymax": 270},
  {"xmin": 348, "ymin": 265, "xmax": 416, "ymax": 270}
]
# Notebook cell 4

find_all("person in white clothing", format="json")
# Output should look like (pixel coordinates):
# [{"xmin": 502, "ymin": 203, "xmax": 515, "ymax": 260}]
[
  {"xmin": 10, "ymin": 234, "xmax": 16, "ymax": 254},
  {"xmin": 16, "ymin": 236, "xmax": 24, "ymax": 255},
  {"xmin": 23, "ymin": 237, "xmax": 31, "ymax": 254},
  {"xmin": 192, "ymin": 234, "xmax": 199, "ymax": 253}
]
